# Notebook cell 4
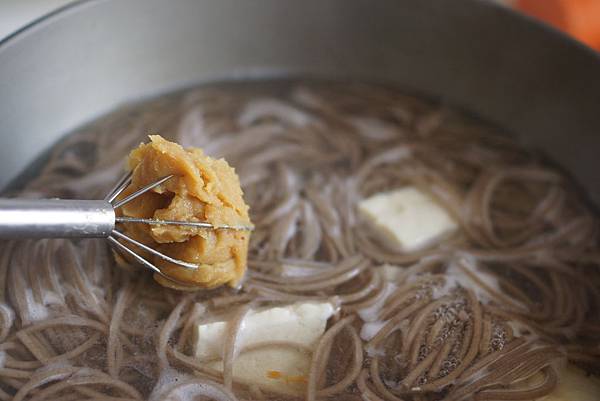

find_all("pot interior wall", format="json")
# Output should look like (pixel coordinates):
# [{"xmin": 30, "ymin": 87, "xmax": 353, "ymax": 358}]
[{"xmin": 1, "ymin": 0, "xmax": 599, "ymax": 203}]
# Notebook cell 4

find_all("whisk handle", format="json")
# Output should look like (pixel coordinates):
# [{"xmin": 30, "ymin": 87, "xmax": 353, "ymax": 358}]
[{"xmin": 0, "ymin": 199, "xmax": 115, "ymax": 239}]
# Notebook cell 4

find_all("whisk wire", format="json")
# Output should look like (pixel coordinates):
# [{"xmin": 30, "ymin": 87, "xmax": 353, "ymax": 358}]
[
  {"xmin": 104, "ymin": 171, "xmax": 133, "ymax": 203},
  {"xmin": 115, "ymin": 216, "xmax": 251, "ymax": 230},
  {"xmin": 111, "ymin": 229, "xmax": 199, "ymax": 270},
  {"xmin": 107, "ymin": 236, "xmax": 162, "ymax": 275},
  {"xmin": 112, "ymin": 174, "xmax": 173, "ymax": 209}
]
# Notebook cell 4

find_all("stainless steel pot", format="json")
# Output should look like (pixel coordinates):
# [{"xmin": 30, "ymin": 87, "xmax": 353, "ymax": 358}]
[{"xmin": 1, "ymin": 0, "xmax": 599, "ymax": 203}]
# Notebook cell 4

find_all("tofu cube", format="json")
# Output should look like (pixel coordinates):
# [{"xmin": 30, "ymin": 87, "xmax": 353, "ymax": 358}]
[
  {"xmin": 358, "ymin": 187, "xmax": 457, "ymax": 252},
  {"xmin": 519, "ymin": 364, "xmax": 600, "ymax": 401},
  {"xmin": 380, "ymin": 264, "xmax": 404, "ymax": 282},
  {"xmin": 194, "ymin": 302, "xmax": 334, "ymax": 395}
]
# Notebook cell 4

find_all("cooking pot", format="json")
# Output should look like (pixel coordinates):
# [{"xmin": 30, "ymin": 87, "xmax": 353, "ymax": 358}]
[{"xmin": 1, "ymin": 0, "xmax": 599, "ymax": 204}]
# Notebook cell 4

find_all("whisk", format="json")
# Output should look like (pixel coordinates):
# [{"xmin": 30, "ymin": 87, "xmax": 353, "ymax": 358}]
[{"xmin": 0, "ymin": 172, "xmax": 253, "ymax": 283}]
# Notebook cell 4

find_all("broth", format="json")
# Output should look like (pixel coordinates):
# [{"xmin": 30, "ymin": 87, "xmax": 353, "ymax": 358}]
[{"xmin": 1, "ymin": 81, "xmax": 598, "ymax": 401}]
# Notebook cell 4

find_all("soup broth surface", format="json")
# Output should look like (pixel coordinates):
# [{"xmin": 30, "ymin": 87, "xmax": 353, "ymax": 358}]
[{"xmin": 1, "ymin": 81, "xmax": 599, "ymax": 401}]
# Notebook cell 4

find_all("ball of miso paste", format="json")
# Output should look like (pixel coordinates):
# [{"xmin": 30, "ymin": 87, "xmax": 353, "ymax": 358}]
[{"xmin": 116, "ymin": 135, "xmax": 252, "ymax": 290}]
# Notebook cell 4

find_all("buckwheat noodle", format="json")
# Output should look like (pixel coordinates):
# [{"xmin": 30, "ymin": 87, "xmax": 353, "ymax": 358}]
[{"xmin": 0, "ymin": 81, "xmax": 598, "ymax": 400}]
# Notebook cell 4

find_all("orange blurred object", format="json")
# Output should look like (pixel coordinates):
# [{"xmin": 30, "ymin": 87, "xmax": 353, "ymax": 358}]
[{"xmin": 517, "ymin": 0, "xmax": 600, "ymax": 50}]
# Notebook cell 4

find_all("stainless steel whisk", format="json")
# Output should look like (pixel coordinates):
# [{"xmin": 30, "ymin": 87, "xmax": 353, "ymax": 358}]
[{"xmin": 0, "ymin": 172, "xmax": 253, "ymax": 281}]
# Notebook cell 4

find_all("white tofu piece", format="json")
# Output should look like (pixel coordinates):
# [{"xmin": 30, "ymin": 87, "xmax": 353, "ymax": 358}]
[
  {"xmin": 517, "ymin": 365, "xmax": 600, "ymax": 401},
  {"xmin": 194, "ymin": 302, "xmax": 334, "ymax": 395},
  {"xmin": 380, "ymin": 264, "xmax": 405, "ymax": 282},
  {"xmin": 358, "ymin": 187, "xmax": 457, "ymax": 252}
]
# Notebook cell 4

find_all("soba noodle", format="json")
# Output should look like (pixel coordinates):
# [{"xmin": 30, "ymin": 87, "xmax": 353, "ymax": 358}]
[{"xmin": 1, "ymin": 81, "xmax": 599, "ymax": 400}]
